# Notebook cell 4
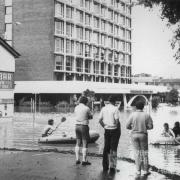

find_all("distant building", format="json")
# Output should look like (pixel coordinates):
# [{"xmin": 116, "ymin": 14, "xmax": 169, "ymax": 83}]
[
  {"xmin": 0, "ymin": 0, "xmax": 132, "ymax": 83},
  {"xmin": 0, "ymin": 37, "xmax": 20, "ymax": 118}
]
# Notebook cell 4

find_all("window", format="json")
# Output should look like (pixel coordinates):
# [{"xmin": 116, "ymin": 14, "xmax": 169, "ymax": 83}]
[
  {"xmin": 55, "ymin": 55, "xmax": 64, "ymax": 70},
  {"xmin": 108, "ymin": 23, "xmax": 113, "ymax": 34},
  {"xmin": 126, "ymin": 42, "xmax": 131, "ymax": 53},
  {"xmin": 85, "ymin": 0, "xmax": 91, "ymax": 11},
  {"xmin": 119, "ymin": 53, "xmax": 125, "ymax": 64},
  {"xmin": 101, "ymin": 34, "xmax": 106, "ymax": 46},
  {"xmin": 120, "ymin": 2, "xmax": 125, "ymax": 13},
  {"xmin": 108, "ymin": 9, "xmax": 113, "ymax": 20},
  {"xmin": 108, "ymin": 50, "xmax": 113, "ymax": 61},
  {"xmin": 78, "ymin": 0, "xmax": 84, "ymax": 7},
  {"xmin": 55, "ymin": 21, "xmax": 64, "ymax": 35},
  {"xmin": 108, "ymin": 64, "xmax": 112, "ymax": 75},
  {"xmin": 127, "ymin": 6, "xmax": 131, "ymax": 15},
  {"xmin": 94, "ymin": 2, "xmax": 100, "ymax": 14},
  {"xmin": 126, "ymin": 18, "xmax": 131, "ymax": 28},
  {"xmin": 101, "ymin": 48, "xmax": 106, "ymax": 60},
  {"xmin": 114, "ymin": 65, "xmax": 119, "ymax": 76},
  {"xmin": 66, "ymin": 23, "xmax": 74, "ymax": 37},
  {"xmin": 101, "ymin": 20, "xmax": 106, "ymax": 31},
  {"xmin": 66, "ymin": 40, "xmax": 74, "ymax": 54},
  {"xmin": 85, "ymin": 44, "xmax": 91, "ymax": 57},
  {"xmin": 66, "ymin": 56, "xmax": 73, "ymax": 71},
  {"xmin": 120, "ymin": 40, "xmax": 125, "ymax": 51},
  {"xmin": 66, "ymin": 6, "xmax": 73, "ymax": 19},
  {"xmin": 85, "ymin": 60, "xmax": 91, "ymax": 73},
  {"xmin": 93, "ymin": 32, "xmax": 99, "ymax": 44},
  {"xmin": 114, "ymin": 39, "xmax": 119, "ymax": 49},
  {"xmin": 114, "ymin": 52, "xmax": 118, "ymax": 62},
  {"xmin": 55, "ymin": 3, "xmax": 64, "ymax": 17},
  {"xmin": 76, "ymin": 10, "xmax": 83, "ymax": 23},
  {"xmin": 127, "ymin": 55, "xmax": 131, "ymax": 65},
  {"xmin": 114, "ymin": 12, "xmax": 118, "ymax": 23},
  {"xmin": 85, "ymin": 13, "xmax": 91, "ymax": 26},
  {"xmin": 108, "ymin": 36, "xmax": 113, "ymax": 48},
  {"xmin": 76, "ymin": 26, "xmax": 83, "ymax": 40},
  {"xmin": 76, "ymin": 58, "xmax": 83, "ymax": 72},
  {"xmin": 101, "ymin": 63, "xmax": 105, "ymax": 75},
  {"xmin": 119, "ymin": 15, "xmax": 125, "ymax": 25},
  {"xmin": 93, "ymin": 46, "xmax": 99, "ymax": 58},
  {"xmin": 5, "ymin": 0, "xmax": 12, "ymax": 6},
  {"xmin": 55, "ymin": 38, "xmax": 64, "ymax": 53},
  {"xmin": 114, "ymin": 25, "xmax": 118, "ymax": 36},
  {"xmin": 85, "ymin": 29, "xmax": 91, "ymax": 42},
  {"xmin": 5, "ymin": 23, "xmax": 12, "ymax": 40},
  {"xmin": 76, "ymin": 42, "xmax": 83, "ymax": 56},
  {"xmin": 119, "ymin": 28, "xmax": 125, "ymax": 38},
  {"xmin": 101, "ymin": 6, "xmax": 106, "ymax": 16},
  {"xmin": 114, "ymin": 0, "xmax": 119, "ymax": 9},
  {"xmin": 5, "ymin": 6, "xmax": 12, "ymax": 15},
  {"xmin": 94, "ymin": 17, "xmax": 100, "ymax": 28},
  {"xmin": 127, "ymin": 30, "xmax": 131, "ymax": 40},
  {"xmin": 94, "ymin": 61, "xmax": 99, "ymax": 74}
]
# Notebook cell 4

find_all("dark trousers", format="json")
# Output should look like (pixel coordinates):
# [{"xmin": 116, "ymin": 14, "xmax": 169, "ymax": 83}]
[{"xmin": 103, "ymin": 128, "xmax": 120, "ymax": 170}]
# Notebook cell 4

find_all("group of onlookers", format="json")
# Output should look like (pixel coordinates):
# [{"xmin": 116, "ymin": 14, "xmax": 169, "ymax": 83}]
[
  {"xmin": 42, "ymin": 95, "xmax": 154, "ymax": 177},
  {"xmin": 74, "ymin": 95, "xmax": 153, "ymax": 177}
]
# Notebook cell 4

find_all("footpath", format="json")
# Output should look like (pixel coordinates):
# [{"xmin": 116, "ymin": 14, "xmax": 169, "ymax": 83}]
[{"xmin": 0, "ymin": 149, "xmax": 178, "ymax": 180}]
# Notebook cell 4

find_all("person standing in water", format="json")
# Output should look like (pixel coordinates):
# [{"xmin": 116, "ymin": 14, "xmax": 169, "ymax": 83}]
[
  {"xmin": 126, "ymin": 100, "xmax": 153, "ymax": 176},
  {"xmin": 99, "ymin": 96, "xmax": 121, "ymax": 173},
  {"xmin": 74, "ymin": 96, "xmax": 93, "ymax": 165}
]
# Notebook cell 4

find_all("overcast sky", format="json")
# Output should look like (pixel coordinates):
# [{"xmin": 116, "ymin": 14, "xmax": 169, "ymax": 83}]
[{"xmin": 132, "ymin": 5, "xmax": 180, "ymax": 78}]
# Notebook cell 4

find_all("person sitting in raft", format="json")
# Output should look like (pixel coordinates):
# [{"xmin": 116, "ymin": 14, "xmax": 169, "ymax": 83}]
[
  {"xmin": 161, "ymin": 123, "xmax": 175, "ymax": 137},
  {"xmin": 42, "ymin": 117, "xmax": 66, "ymax": 137},
  {"xmin": 172, "ymin": 122, "xmax": 180, "ymax": 137}
]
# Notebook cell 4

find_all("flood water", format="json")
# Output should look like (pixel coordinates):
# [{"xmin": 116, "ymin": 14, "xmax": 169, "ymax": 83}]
[{"xmin": 1, "ymin": 104, "xmax": 180, "ymax": 176}]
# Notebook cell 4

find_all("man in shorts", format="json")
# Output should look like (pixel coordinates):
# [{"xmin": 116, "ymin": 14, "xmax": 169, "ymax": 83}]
[{"xmin": 74, "ymin": 96, "xmax": 93, "ymax": 165}]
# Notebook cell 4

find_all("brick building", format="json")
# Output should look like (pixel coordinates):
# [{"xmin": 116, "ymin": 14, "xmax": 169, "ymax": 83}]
[{"xmin": 0, "ymin": 0, "xmax": 132, "ymax": 83}]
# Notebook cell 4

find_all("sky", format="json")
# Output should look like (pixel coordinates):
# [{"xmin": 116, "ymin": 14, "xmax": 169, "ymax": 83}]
[{"xmin": 132, "ymin": 5, "xmax": 180, "ymax": 78}]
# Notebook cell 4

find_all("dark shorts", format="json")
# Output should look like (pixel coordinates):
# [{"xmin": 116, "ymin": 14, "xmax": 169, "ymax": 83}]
[{"xmin": 75, "ymin": 124, "xmax": 90, "ymax": 141}]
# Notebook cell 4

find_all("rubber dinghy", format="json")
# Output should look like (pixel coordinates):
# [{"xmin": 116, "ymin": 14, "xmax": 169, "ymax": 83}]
[
  {"xmin": 150, "ymin": 136, "xmax": 180, "ymax": 145},
  {"xmin": 38, "ymin": 130, "xmax": 100, "ymax": 144}
]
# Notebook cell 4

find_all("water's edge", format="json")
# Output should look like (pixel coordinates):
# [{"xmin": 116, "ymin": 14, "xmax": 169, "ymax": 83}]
[{"xmin": 1, "ymin": 147, "xmax": 180, "ymax": 179}]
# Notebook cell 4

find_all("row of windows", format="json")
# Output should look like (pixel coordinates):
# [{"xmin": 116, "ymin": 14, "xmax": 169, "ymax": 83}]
[
  {"xmin": 55, "ymin": 55, "xmax": 131, "ymax": 77},
  {"xmin": 55, "ymin": 72, "xmax": 131, "ymax": 83},
  {"xmin": 55, "ymin": 20, "xmax": 131, "ymax": 40},
  {"xmin": 55, "ymin": 37, "xmax": 131, "ymax": 56},
  {"xmin": 66, "ymin": 0, "xmax": 131, "ymax": 15},
  {"xmin": 55, "ymin": 2, "xmax": 131, "ymax": 28}
]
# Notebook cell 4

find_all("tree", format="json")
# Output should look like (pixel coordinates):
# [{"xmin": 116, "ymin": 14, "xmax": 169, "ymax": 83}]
[
  {"xmin": 166, "ymin": 88, "xmax": 179, "ymax": 105},
  {"xmin": 151, "ymin": 96, "xmax": 160, "ymax": 109},
  {"xmin": 134, "ymin": 0, "xmax": 180, "ymax": 63}
]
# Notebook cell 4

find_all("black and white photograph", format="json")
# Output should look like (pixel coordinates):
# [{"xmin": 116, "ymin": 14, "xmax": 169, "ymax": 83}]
[{"xmin": 0, "ymin": 0, "xmax": 180, "ymax": 179}]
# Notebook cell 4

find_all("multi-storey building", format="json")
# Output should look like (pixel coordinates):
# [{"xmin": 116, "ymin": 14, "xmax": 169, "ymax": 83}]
[{"xmin": 0, "ymin": 0, "xmax": 132, "ymax": 84}]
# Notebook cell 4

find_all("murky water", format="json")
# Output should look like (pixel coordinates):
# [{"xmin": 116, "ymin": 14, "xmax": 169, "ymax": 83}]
[{"xmin": 1, "ymin": 104, "xmax": 180, "ymax": 176}]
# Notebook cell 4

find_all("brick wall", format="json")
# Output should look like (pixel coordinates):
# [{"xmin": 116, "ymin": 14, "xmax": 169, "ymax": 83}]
[
  {"xmin": 13, "ymin": 0, "xmax": 55, "ymax": 80},
  {"xmin": 0, "ymin": 0, "xmax": 5, "ymax": 38}
]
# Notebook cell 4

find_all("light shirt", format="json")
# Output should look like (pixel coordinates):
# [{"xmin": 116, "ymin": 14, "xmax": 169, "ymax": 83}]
[
  {"xmin": 126, "ymin": 110, "xmax": 153, "ymax": 134},
  {"xmin": 99, "ymin": 104, "xmax": 119, "ymax": 129},
  {"xmin": 74, "ymin": 103, "xmax": 92, "ymax": 125}
]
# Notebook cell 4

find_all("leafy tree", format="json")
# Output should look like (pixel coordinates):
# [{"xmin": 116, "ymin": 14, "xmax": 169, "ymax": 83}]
[
  {"xmin": 166, "ymin": 88, "xmax": 179, "ymax": 105},
  {"xmin": 151, "ymin": 96, "xmax": 160, "ymax": 109},
  {"xmin": 133, "ymin": 0, "xmax": 180, "ymax": 63}
]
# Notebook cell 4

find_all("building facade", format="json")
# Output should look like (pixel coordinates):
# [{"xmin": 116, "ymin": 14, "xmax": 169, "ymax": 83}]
[
  {"xmin": 0, "ymin": 37, "xmax": 20, "ymax": 118},
  {"xmin": 0, "ymin": 0, "xmax": 132, "ymax": 83}
]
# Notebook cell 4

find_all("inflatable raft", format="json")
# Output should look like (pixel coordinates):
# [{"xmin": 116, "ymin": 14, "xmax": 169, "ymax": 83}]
[
  {"xmin": 150, "ymin": 136, "xmax": 180, "ymax": 145},
  {"xmin": 38, "ymin": 130, "xmax": 99, "ymax": 144}
]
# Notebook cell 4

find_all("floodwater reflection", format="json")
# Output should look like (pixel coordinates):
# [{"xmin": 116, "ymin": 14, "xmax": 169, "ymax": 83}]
[{"xmin": 1, "ymin": 104, "xmax": 180, "ymax": 176}]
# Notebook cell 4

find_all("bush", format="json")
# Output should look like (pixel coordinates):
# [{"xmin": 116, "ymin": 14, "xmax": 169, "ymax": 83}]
[{"xmin": 151, "ymin": 96, "xmax": 160, "ymax": 109}]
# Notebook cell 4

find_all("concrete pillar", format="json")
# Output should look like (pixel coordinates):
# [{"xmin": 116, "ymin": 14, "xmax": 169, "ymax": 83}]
[{"xmin": 123, "ymin": 94, "xmax": 127, "ymax": 110}]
